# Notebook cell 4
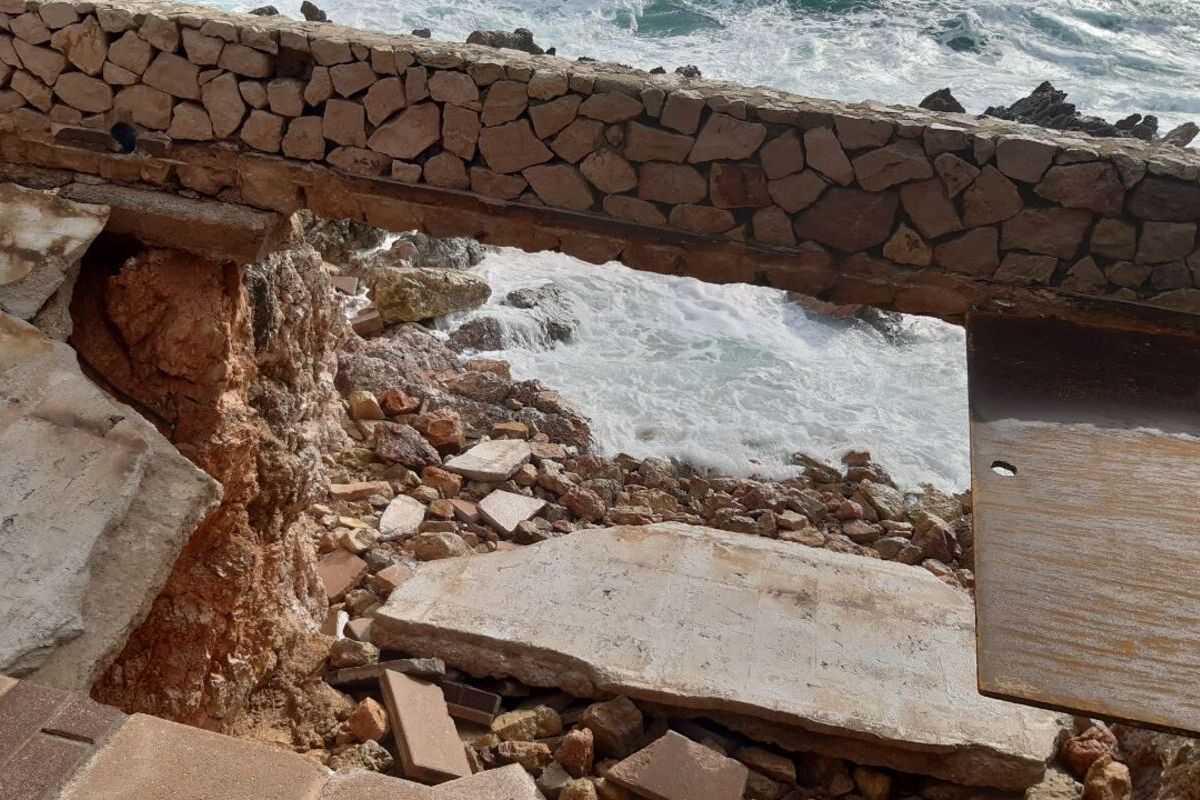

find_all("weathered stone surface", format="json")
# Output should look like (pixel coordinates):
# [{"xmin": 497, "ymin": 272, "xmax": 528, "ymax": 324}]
[
  {"xmin": 767, "ymin": 170, "xmax": 826, "ymax": 214},
  {"xmin": 580, "ymin": 149, "xmax": 637, "ymax": 195},
  {"xmin": 625, "ymin": 122, "xmax": 693, "ymax": 163},
  {"xmin": 751, "ymin": 206, "xmax": 796, "ymax": 247},
  {"xmin": 444, "ymin": 439, "xmax": 531, "ymax": 481},
  {"xmin": 481, "ymin": 79, "xmax": 527, "ymax": 126},
  {"xmin": 529, "ymin": 93, "xmax": 581, "ymax": 139},
  {"xmin": 282, "ymin": 114, "xmax": 325, "ymax": 160},
  {"xmin": 330, "ymin": 60, "xmax": 375, "ymax": 97},
  {"xmin": 637, "ymin": 162, "xmax": 707, "ymax": 205},
  {"xmin": 883, "ymin": 223, "xmax": 932, "ymax": 266},
  {"xmin": 423, "ymin": 152, "xmax": 468, "ymax": 189},
  {"xmin": 51, "ymin": 71, "xmax": 110, "ymax": 112},
  {"xmin": 166, "ymin": 101, "xmax": 213, "ymax": 141},
  {"xmin": 240, "ymin": 108, "xmax": 284, "ymax": 152},
  {"xmin": 364, "ymin": 76, "xmax": 406, "ymax": 126},
  {"xmin": 379, "ymin": 494, "xmax": 427, "ymax": 540},
  {"xmin": 899, "ymin": 177, "xmax": 961, "ymax": 239},
  {"xmin": 759, "ymin": 129, "xmax": 804, "ymax": 179},
  {"xmin": 689, "ymin": 113, "xmax": 766, "ymax": 163},
  {"xmin": 1137, "ymin": 221, "xmax": 1196, "ymax": 264},
  {"xmin": 1035, "ymin": 163, "xmax": 1124, "ymax": 216},
  {"xmin": 107, "ymin": 30, "xmax": 151, "ymax": 74},
  {"xmin": 0, "ymin": 315, "xmax": 220, "ymax": 688},
  {"xmin": 219, "ymin": 43, "xmax": 272, "ymax": 79},
  {"xmin": 852, "ymin": 140, "xmax": 933, "ymax": 191},
  {"xmin": 374, "ymin": 524, "xmax": 1062, "ymax": 788},
  {"xmin": 429, "ymin": 69, "xmax": 480, "ymax": 110},
  {"xmin": 795, "ymin": 188, "xmax": 897, "ymax": 252},
  {"xmin": 0, "ymin": 183, "xmax": 109, "ymax": 321},
  {"xmin": 709, "ymin": 163, "xmax": 770, "ymax": 209},
  {"xmin": 142, "ymin": 51, "xmax": 200, "ymax": 100},
  {"xmin": 115, "ymin": 83, "xmax": 172, "ymax": 129},
  {"xmin": 803, "ymin": 127, "xmax": 854, "ymax": 186},
  {"xmin": 961, "ymin": 166, "xmax": 1022, "ymax": 228},
  {"xmin": 200, "ymin": 72, "xmax": 245, "ymax": 139},
  {"xmin": 996, "ymin": 136, "xmax": 1055, "ymax": 182},
  {"xmin": 995, "ymin": 252, "xmax": 1057, "ymax": 284},
  {"xmin": 1001, "ymin": 207, "xmax": 1093, "ymax": 259},
  {"xmin": 551, "ymin": 118, "xmax": 604, "ymax": 163},
  {"xmin": 50, "ymin": 15, "xmax": 105, "ymax": 76},
  {"xmin": 479, "ymin": 490, "xmax": 547, "ymax": 535},
  {"xmin": 368, "ymin": 102, "xmax": 440, "ymax": 160},
  {"xmin": 373, "ymin": 267, "xmax": 491, "ymax": 323},
  {"xmin": 934, "ymin": 227, "xmax": 999, "ymax": 276},
  {"xmin": 479, "ymin": 118, "xmax": 553, "ymax": 174},
  {"xmin": 472, "ymin": 167, "xmax": 527, "ymax": 200},
  {"xmin": 579, "ymin": 91, "xmax": 642, "ymax": 123},
  {"xmin": 608, "ymin": 731, "xmax": 748, "ymax": 800},
  {"xmin": 1090, "ymin": 218, "xmax": 1137, "ymax": 260},
  {"xmin": 13, "ymin": 39, "xmax": 66, "ymax": 84},
  {"xmin": 669, "ymin": 204, "xmax": 735, "ymax": 235},
  {"xmin": 1127, "ymin": 176, "xmax": 1200, "ymax": 222},
  {"xmin": 605, "ymin": 194, "xmax": 667, "ymax": 226},
  {"xmin": 525, "ymin": 163, "xmax": 595, "ymax": 210},
  {"xmin": 934, "ymin": 152, "xmax": 980, "ymax": 197}
]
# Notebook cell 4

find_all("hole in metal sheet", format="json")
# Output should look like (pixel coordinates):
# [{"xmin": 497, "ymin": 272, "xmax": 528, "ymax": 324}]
[{"xmin": 990, "ymin": 460, "xmax": 1017, "ymax": 477}]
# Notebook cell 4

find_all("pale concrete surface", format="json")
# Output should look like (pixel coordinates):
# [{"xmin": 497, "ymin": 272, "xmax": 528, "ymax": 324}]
[
  {"xmin": 444, "ymin": 440, "xmax": 531, "ymax": 482},
  {"xmin": 374, "ymin": 523, "xmax": 1063, "ymax": 789},
  {"xmin": 54, "ymin": 713, "xmax": 329, "ymax": 800},
  {"xmin": 0, "ymin": 314, "xmax": 221, "ymax": 689},
  {"xmin": 0, "ymin": 183, "xmax": 108, "ymax": 324},
  {"xmin": 478, "ymin": 491, "xmax": 547, "ymax": 535}
]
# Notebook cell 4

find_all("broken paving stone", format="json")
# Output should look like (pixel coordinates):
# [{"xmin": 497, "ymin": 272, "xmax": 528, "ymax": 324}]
[
  {"xmin": 319, "ymin": 549, "xmax": 369, "ymax": 602},
  {"xmin": 478, "ymin": 490, "xmax": 547, "ymax": 535},
  {"xmin": 444, "ymin": 439, "xmax": 531, "ymax": 481},
  {"xmin": 380, "ymin": 670, "xmax": 473, "ymax": 783},
  {"xmin": 608, "ymin": 731, "xmax": 748, "ymax": 800},
  {"xmin": 373, "ymin": 523, "xmax": 1062, "ymax": 789}
]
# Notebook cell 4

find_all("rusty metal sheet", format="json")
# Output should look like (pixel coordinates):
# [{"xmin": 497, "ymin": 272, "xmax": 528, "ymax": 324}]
[{"xmin": 969, "ymin": 313, "xmax": 1200, "ymax": 735}]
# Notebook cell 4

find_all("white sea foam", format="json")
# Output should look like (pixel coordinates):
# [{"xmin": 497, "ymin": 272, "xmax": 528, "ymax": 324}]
[{"xmin": 437, "ymin": 249, "xmax": 970, "ymax": 491}]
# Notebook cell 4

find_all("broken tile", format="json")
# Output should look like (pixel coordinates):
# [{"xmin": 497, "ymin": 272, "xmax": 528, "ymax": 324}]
[
  {"xmin": 318, "ymin": 549, "xmax": 369, "ymax": 602},
  {"xmin": 379, "ymin": 670, "xmax": 472, "ymax": 783},
  {"xmin": 440, "ymin": 680, "xmax": 503, "ymax": 725},
  {"xmin": 443, "ymin": 439, "xmax": 531, "ymax": 482},
  {"xmin": 608, "ymin": 731, "xmax": 748, "ymax": 800},
  {"xmin": 478, "ymin": 490, "xmax": 546, "ymax": 535}
]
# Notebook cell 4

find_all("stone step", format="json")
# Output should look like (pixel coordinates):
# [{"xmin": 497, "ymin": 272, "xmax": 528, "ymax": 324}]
[{"xmin": 372, "ymin": 523, "xmax": 1064, "ymax": 790}]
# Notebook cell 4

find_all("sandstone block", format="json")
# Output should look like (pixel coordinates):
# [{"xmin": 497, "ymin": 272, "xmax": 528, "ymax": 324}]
[
  {"xmin": 424, "ymin": 152, "xmax": 469, "ymax": 189},
  {"xmin": 471, "ymin": 167, "xmax": 527, "ymax": 200},
  {"xmin": 759, "ymin": 129, "xmax": 805, "ymax": 179},
  {"xmin": 138, "ymin": 14, "xmax": 178, "ymax": 51},
  {"xmin": 883, "ymin": 223, "xmax": 932, "ymax": 266},
  {"xmin": 115, "ymin": 83, "xmax": 172, "ymax": 129},
  {"xmin": 1090, "ymin": 218, "xmax": 1137, "ymax": 260},
  {"xmin": 442, "ymin": 104, "xmax": 480, "ymax": 159},
  {"xmin": 479, "ymin": 489, "xmax": 547, "ymax": 535},
  {"xmin": 1127, "ymin": 176, "xmax": 1200, "ymax": 222},
  {"xmin": 348, "ymin": 697, "xmax": 390, "ymax": 742},
  {"xmin": 899, "ymin": 177, "xmax": 961, "ymax": 239},
  {"xmin": 624, "ymin": 121, "xmax": 693, "ymax": 163},
  {"xmin": 994, "ymin": 252, "xmax": 1057, "ymax": 284},
  {"xmin": 604, "ymin": 194, "xmax": 667, "ymax": 226},
  {"xmin": 266, "ymin": 77, "xmax": 303, "ymax": 117},
  {"xmin": 181, "ymin": 27, "xmax": 224, "ymax": 66},
  {"xmin": 201, "ymin": 72, "xmax": 245, "ymax": 139},
  {"xmin": 794, "ymin": 187, "xmax": 897, "ymax": 252},
  {"xmin": 767, "ymin": 169, "xmax": 826, "ymax": 214},
  {"xmin": 530, "ymin": 93, "xmax": 581, "ymax": 138},
  {"xmin": 165, "ymin": 101, "xmax": 213, "ymax": 141},
  {"xmin": 580, "ymin": 148, "xmax": 637, "ymax": 194},
  {"xmin": 319, "ymin": 549, "xmax": 369, "ymax": 601},
  {"xmin": 240, "ymin": 108, "xmax": 284, "ymax": 152},
  {"xmin": 102, "ymin": 62, "xmax": 138, "ymax": 85},
  {"xmin": 1035, "ymin": 162, "xmax": 1124, "ymax": 216},
  {"xmin": 479, "ymin": 118, "xmax": 553, "ymax": 173},
  {"xmin": 13, "ymin": 39, "xmax": 65, "ymax": 84},
  {"xmin": 995, "ymin": 136, "xmax": 1056, "ymax": 182},
  {"xmin": 373, "ymin": 267, "xmax": 490, "ymax": 323},
  {"xmin": 429, "ymin": 69, "xmax": 480, "ymax": 109},
  {"xmin": 368, "ymin": 102, "xmax": 439, "ymax": 159},
  {"xmin": 10, "ymin": 11, "xmax": 49, "ymax": 44},
  {"xmin": 330, "ymin": 60, "xmax": 375, "ymax": 97},
  {"xmin": 751, "ymin": 206, "xmax": 797, "ymax": 247},
  {"xmin": 380, "ymin": 670, "xmax": 473, "ymax": 783},
  {"xmin": 834, "ymin": 115, "xmax": 894, "ymax": 150},
  {"xmin": 709, "ymin": 163, "xmax": 770, "ymax": 208},
  {"xmin": 688, "ymin": 113, "xmax": 766, "ymax": 162},
  {"xmin": 551, "ymin": 117, "xmax": 604, "ymax": 163},
  {"xmin": 143, "ymin": 52, "xmax": 200, "ymax": 100},
  {"xmin": 323, "ymin": 98, "xmax": 366, "ymax": 148},
  {"xmin": 803, "ymin": 127, "xmax": 854, "ymax": 186},
  {"xmin": 852, "ymin": 140, "xmax": 933, "ymax": 191},
  {"xmin": 934, "ymin": 152, "xmax": 980, "ymax": 197},
  {"xmin": 1001, "ymin": 207, "xmax": 1093, "ymax": 259},
  {"xmin": 1137, "ymin": 221, "xmax": 1196, "ymax": 264},
  {"xmin": 107, "ymin": 30, "xmax": 151, "ymax": 74},
  {"xmin": 579, "ymin": 91, "xmax": 642, "ymax": 123},
  {"xmin": 934, "ymin": 227, "xmax": 1000, "ymax": 276},
  {"xmin": 481, "ymin": 79, "xmax": 527, "ymax": 126},
  {"xmin": 961, "ymin": 165, "xmax": 1022, "ymax": 228},
  {"xmin": 310, "ymin": 37, "xmax": 352, "ymax": 65},
  {"xmin": 53, "ymin": 71, "xmax": 111, "ymax": 113},
  {"xmin": 38, "ymin": 2, "xmax": 78, "ymax": 29},
  {"xmin": 364, "ymin": 76, "xmax": 405, "ymax": 125},
  {"xmin": 669, "ymin": 204, "xmax": 735, "ymax": 235},
  {"xmin": 50, "ymin": 15, "xmax": 105, "ymax": 76},
  {"xmin": 405, "ymin": 65, "xmax": 429, "ymax": 102},
  {"xmin": 609, "ymin": 731, "xmax": 749, "ymax": 800},
  {"xmin": 304, "ymin": 65, "xmax": 332, "ymax": 106},
  {"xmin": 1104, "ymin": 260, "xmax": 1150, "ymax": 288},
  {"xmin": 660, "ymin": 89, "xmax": 703, "ymax": 134},
  {"xmin": 637, "ymin": 162, "xmax": 707, "ymax": 205},
  {"xmin": 219, "ymin": 42, "xmax": 272, "ymax": 78},
  {"xmin": 528, "ymin": 68, "xmax": 568, "ymax": 100},
  {"xmin": 329, "ymin": 146, "xmax": 391, "ymax": 177}
]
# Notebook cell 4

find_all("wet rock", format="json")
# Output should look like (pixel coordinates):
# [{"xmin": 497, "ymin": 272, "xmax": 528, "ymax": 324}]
[
  {"xmin": 447, "ymin": 316, "xmax": 505, "ymax": 352},
  {"xmin": 919, "ymin": 88, "xmax": 965, "ymax": 114},
  {"xmin": 301, "ymin": 1, "xmax": 328, "ymax": 22},
  {"xmin": 373, "ymin": 268, "xmax": 491, "ymax": 324},
  {"xmin": 983, "ymin": 81, "xmax": 1151, "ymax": 140},
  {"xmin": 1162, "ymin": 122, "xmax": 1199, "ymax": 148},
  {"xmin": 301, "ymin": 212, "xmax": 387, "ymax": 266},
  {"xmin": 389, "ymin": 231, "xmax": 488, "ymax": 271},
  {"xmin": 504, "ymin": 283, "xmax": 583, "ymax": 343},
  {"xmin": 467, "ymin": 28, "xmax": 546, "ymax": 55}
]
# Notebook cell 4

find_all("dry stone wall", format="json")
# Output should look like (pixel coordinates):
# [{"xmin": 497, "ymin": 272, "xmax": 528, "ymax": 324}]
[{"xmin": 3, "ymin": 0, "xmax": 1200, "ymax": 320}]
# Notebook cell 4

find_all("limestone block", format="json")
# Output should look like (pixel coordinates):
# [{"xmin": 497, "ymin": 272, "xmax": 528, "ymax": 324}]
[
  {"xmin": 550, "ymin": 117, "xmax": 604, "ymax": 163},
  {"xmin": 0, "ymin": 183, "xmax": 108, "ymax": 320},
  {"xmin": 367, "ymin": 101, "xmax": 439, "ymax": 160},
  {"xmin": 0, "ymin": 315, "xmax": 221, "ymax": 688},
  {"xmin": 373, "ymin": 524, "xmax": 1064, "ymax": 789},
  {"xmin": 143, "ymin": 51, "xmax": 201, "ymax": 100},
  {"xmin": 529, "ymin": 94, "xmax": 580, "ymax": 139},
  {"xmin": 479, "ymin": 118, "xmax": 552, "ymax": 174},
  {"xmin": 794, "ymin": 187, "xmax": 898, "ymax": 252}
]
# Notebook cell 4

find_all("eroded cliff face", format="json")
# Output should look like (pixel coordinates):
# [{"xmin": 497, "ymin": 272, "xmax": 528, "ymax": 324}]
[{"xmin": 70, "ymin": 240, "xmax": 347, "ymax": 738}]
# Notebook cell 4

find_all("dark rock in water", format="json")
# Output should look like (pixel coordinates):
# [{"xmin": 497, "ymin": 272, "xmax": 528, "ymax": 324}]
[
  {"xmin": 504, "ymin": 284, "xmax": 582, "ymax": 343},
  {"xmin": 300, "ymin": 212, "xmax": 388, "ymax": 266},
  {"xmin": 854, "ymin": 307, "xmax": 919, "ymax": 345},
  {"xmin": 447, "ymin": 316, "xmax": 505, "ymax": 352},
  {"xmin": 301, "ymin": 1, "xmax": 328, "ymax": 22},
  {"xmin": 1115, "ymin": 113, "xmax": 1140, "ymax": 130},
  {"xmin": 577, "ymin": 56, "xmax": 597, "ymax": 63},
  {"xmin": 675, "ymin": 65, "xmax": 701, "ymax": 78},
  {"xmin": 466, "ymin": 28, "xmax": 545, "ymax": 55},
  {"xmin": 392, "ymin": 232, "xmax": 488, "ymax": 271},
  {"xmin": 1130, "ymin": 115, "xmax": 1159, "ymax": 141},
  {"xmin": 984, "ymin": 81, "xmax": 1127, "ymax": 139},
  {"xmin": 1163, "ymin": 122, "xmax": 1200, "ymax": 147},
  {"xmin": 650, "ymin": 66, "xmax": 666, "ymax": 75},
  {"xmin": 920, "ymin": 88, "xmax": 965, "ymax": 114},
  {"xmin": 412, "ymin": 28, "xmax": 431, "ymax": 38},
  {"xmin": 249, "ymin": 5, "xmax": 279, "ymax": 15}
]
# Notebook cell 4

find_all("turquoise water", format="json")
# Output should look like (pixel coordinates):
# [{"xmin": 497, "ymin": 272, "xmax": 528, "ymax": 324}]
[{"xmin": 214, "ymin": 0, "xmax": 1200, "ymax": 130}]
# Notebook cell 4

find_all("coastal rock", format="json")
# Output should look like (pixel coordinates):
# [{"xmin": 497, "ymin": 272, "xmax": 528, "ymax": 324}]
[
  {"xmin": 466, "ymin": 28, "xmax": 546, "ymax": 55},
  {"xmin": 919, "ymin": 88, "xmax": 965, "ymax": 114},
  {"xmin": 372, "ymin": 268, "xmax": 491, "ymax": 323}
]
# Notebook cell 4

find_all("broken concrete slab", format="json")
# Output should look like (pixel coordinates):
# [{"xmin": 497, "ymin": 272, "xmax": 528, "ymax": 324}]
[
  {"xmin": 323, "ymin": 770, "xmax": 432, "ymax": 799},
  {"xmin": 0, "ymin": 183, "xmax": 108, "ymax": 322},
  {"xmin": 0, "ymin": 314, "xmax": 221, "ymax": 690},
  {"xmin": 478, "ymin": 490, "xmax": 546, "ymax": 535},
  {"xmin": 433, "ymin": 763, "xmax": 546, "ymax": 800},
  {"xmin": 374, "ymin": 523, "xmax": 1063, "ymax": 789},
  {"xmin": 443, "ymin": 439, "xmax": 531, "ymax": 481},
  {"xmin": 380, "ymin": 669, "xmax": 472, "ymax": 784},
  {"xmin": 608, "ymin": 731, "xmax": 748, "ymax": 800}
]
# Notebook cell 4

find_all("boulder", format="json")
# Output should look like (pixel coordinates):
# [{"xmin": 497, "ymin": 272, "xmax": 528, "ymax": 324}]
[{"xmin": 373, "ymin": 268, "xmax": 491, "ymax": 323}]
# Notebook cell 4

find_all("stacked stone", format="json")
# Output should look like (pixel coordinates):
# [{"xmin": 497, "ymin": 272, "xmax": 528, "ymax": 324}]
[{"xmin": 2, "ymin": 0, "xmax": 1200, "ymax": 314}]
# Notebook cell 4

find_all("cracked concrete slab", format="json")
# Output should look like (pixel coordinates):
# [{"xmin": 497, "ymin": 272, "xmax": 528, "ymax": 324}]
[
  {"xmin": 373, "ymin": 523, "xmax": 1063, "ymax": 789},
  {"xmin": 0, "ymin": 314, "xmax": 221, "ymax": 689}
]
